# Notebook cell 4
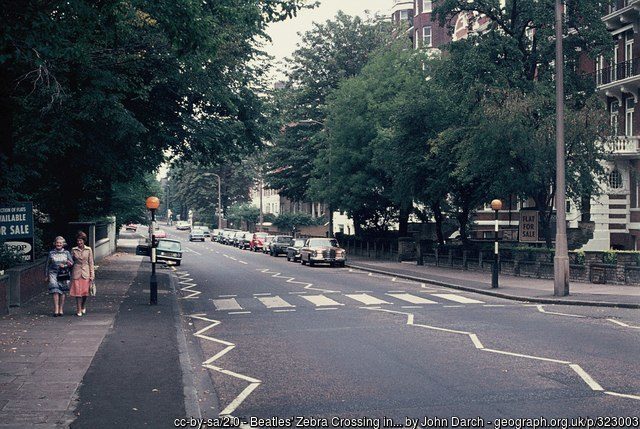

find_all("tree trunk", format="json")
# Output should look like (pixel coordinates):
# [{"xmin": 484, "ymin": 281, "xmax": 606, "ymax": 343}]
[
  {"xmin": 431, "ymin": 201, "xmax": 445, "ymax": 246},
  {"xmin": 456, "ymin": 205, "xmax": 471, "ymax": 246},
  {"xmin": 398, "ymin": 203, "xmax": 410, "ymax": 237}
]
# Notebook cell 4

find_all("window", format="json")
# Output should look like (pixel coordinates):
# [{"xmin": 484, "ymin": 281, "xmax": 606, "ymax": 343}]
[
  {"xmin": 611, "ymin": 100, "xmax": 619, "ymax": 136},
  {"xmin": 626, "ymin": 97, "xmax": 634, "ymax": 136},
  {"xmin": 423, "ymin": 26, "xmax": 432, "ymax": 47},
  {"xmin": 608, "ymin": 169, "xmax": 623, "ymax": 189},
  {"xmin": 625, "ymin": 32, "xmax": 634, "ymax": 78},
  {"xmin": 422, "ymin": 0, "xmax": 432, "ymax": 13},
  {"xmin": 399, "ymin": 10, "xmax": 409, "ymax": 21}
]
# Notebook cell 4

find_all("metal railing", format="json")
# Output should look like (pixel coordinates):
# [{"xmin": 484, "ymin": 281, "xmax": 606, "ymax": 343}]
[{"xmin": 595, "ymin": 58, "xmax": 640, "ymax": 86}]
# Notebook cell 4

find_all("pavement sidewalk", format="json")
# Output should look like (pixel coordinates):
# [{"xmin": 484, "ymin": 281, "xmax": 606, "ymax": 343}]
[
  {"xmin": 0, "ymin": 242, "xmax": 187, "ymax": 428},
  {"xmin": 347, "ymin": 256, "xmax": 640, "ymax": 308}
]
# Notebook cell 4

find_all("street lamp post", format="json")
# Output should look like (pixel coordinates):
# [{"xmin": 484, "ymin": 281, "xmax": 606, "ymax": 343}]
[
  {"xmin": 554, "ymin": 0, "xmax": 570, "ymax": 296},
  {"xmin": 146, "ymin": 196, "xmax": 160, "ymax": 305},
  {"xmin": 490, "ymin": 199, "xmax": 502, "ymax": 289}
]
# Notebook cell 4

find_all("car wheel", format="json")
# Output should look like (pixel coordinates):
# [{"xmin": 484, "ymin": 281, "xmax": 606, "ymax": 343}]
[
  {"xmin": 339, "ymin": 262, "xmax": 345, "ymax": 268},
  {"xmin": 301, "ymin": 259, "xmax": 306, "ymax": 265},
  {"xmin": 308, "ymin": 257, "xmax": 314, "ymax": 267},
  {"xmin": 175, "ymin": 261, "xmax": 181, "ymax": 266}
]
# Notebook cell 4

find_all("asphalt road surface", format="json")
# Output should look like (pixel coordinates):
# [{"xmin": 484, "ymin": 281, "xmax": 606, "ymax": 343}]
[{"xmin": 158, "ymin": 229, "xmax": 640, "ymax": 427}]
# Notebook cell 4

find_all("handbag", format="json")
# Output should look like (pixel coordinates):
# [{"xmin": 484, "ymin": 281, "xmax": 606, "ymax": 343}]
[
  {"xmin": 56, "ymin": 267, "xmax": 70, "ymax": 282},
  {"xmin": 90, "ymin": 280, "xmax": 96, "ymax": 296}
]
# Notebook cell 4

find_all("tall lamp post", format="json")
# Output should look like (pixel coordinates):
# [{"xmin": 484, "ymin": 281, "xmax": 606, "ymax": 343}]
[
  {"xmin": 554, "ymin": 0, "xmax": 570, "ymax": 296},
  {"xmin": 490, "ymin": 199, "xmax": 502, "ymax": 289},
  {"xmin": 146, "ymin": 196, "xmax": 160, "ymax": 305}
]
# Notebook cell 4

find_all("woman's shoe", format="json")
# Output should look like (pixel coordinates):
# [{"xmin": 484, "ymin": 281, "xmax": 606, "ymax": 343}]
[
  {"xmin": 81, "ymin": 308, "xmax": 86, "ymax": 315},
  {"xmin": 53, "ymin": 313, "xmax": 58, "ymax": 317},
  {"xmin": 76, "ymin": 312, "xmax": 83, "ymax": 317}
]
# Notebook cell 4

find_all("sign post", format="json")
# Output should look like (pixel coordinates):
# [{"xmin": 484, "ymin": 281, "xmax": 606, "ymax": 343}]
[
  {"xmin": 519, "ymin": 210, "xmax": 539, "ymax": 243},
  {"xmin": 0, "ymin": 202, "xmax": 35, "ymax": 262}
]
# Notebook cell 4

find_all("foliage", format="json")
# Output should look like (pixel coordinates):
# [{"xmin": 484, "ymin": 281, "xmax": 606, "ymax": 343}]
[
  {"xmin": 226, "ymin": 204, "xmax": 260, "ymax": 226},
  {"xmin": 110, "ymin": 174, "xmax": 160, "ymax": 228},
  {"xmin": 574, "ymin": 250, "xmax": 586, "ymax": 266},
  {"xmin": 264, "ymin": 12, "xmax": 389, "ymax": 202},
  {"xmin": 0, "ymin": 0, "xmax": 312, "ymax": 222},
  {"xmin": 272, "ymin": 212, "xmax": 322, "ymax": 233},
  {"xmin": 603, "ymin": 250, "xmax": 618, "ymax": 265}
]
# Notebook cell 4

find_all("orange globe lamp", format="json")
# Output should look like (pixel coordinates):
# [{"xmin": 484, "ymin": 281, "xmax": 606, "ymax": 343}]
[
  {"xmin": 146, "ymin": 196, "xmax": 160, "ymax": 210},
  {"xmin": 490, "ymin": 199, "xmax": 503, "ymax": 211}
]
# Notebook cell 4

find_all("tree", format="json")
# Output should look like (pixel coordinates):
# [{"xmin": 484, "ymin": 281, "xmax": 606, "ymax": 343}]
[
  {"xmin": 226, "ymin": 204, "xmax": 260, "ymax": 229},
  {"xmin": 265, "ymin": 12, "xmax": 389, "ymax": 202},
  {"xmin": 0, "ymin": 0, "xmax": 313, "ymax": 223},
  {"xmin": 272, "ymin": 212, "xmax": 321, "ymax": 235}
]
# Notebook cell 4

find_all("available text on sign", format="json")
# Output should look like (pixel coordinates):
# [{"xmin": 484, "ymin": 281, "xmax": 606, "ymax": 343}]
[{"xmin": 0, "ymin": 202, "xmax": 35, "ymax": 262}]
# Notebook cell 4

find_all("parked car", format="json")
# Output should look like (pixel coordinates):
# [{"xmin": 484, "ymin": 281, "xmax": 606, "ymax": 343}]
[
  {"xmin": 189, "ymin": 227, "xmax": 206, "ymax": 242},
  {"xmin": 269, "ymin": 235, "xmax": 293, "ymax": 256},
  {"xmin": 154, "ymin": 229, "xmax": 167, "ymax": 239},
  {"xmin": 156, "ymin": 239, "xmax": 183, "ymax": 266},
  {"xmin": 249, "ymin": 232, "xmax": 269, "ymax": 252},
  {"xmin": 222, "ymin": 230, "xmax": 238, "ymax": 245},
  {"xmin": 125, "ymin": 223, "xmax": 138, "ymax": 232},
  {"xmin": 201, "ymin": 227, "xmax": 211, "ymax": 238},
  {"xmin": 211, "ymin": 229, "xmax": 223, "ymax": 242},
  {"xmin": 236, "ymin": 232, "xmax": 252, "ymax": 249},
  {"xmin": 286, "ymin": 238, "xmax": 306, "ymax": 262},
  {"xmin": 300, "ymin": 237, "xmax": 346, "ymax": 267},
  {"xmin": 262, "ymin": 235, "xmax": 276, "ymax": 253},
  {"xmin": 176, "ymin": 221, "xmax": 191, "ymax": 231}
]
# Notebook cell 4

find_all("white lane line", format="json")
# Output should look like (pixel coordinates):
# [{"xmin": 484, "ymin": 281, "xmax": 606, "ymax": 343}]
[
  {"xmin": 229, "ymin": 257, "xmax": 238, "ymax": 261},
  {"xmin": 387, "ymin": 293, "xmax": 437, "ymax": 305},
  {"xmin": 344, "ymin": 294, "xmax": 391, "ymax": 306},
  {"xmin": 401, "ymin": 306, "xmax": 422, "ymax": 309},
  {"xmin": 289, "ymin": 292, "xmax": 307, "ymax": 295},
  {"xmin": 536, "ymin": 305, "xmax": 586, "ymax": 318},
  {"xmin": 216, "ymin": 251, "xmax": 220, "ymax": 254},
  {"xmin": 484, "ymin": 304, "xmax": 506, "ymax": 307},
  {"xmin": 432, "ymin": 293, "xmax": 485, "ymax": 304},
  {"xmin": 483, "ymin": 348, "xmax": 571, "ymax": 364},
  {"xmin": 228, "ymin": 311, "xmax": 251, "ymax": 315},
  {"xmin": 258, "ymin": 296, "xmax": 295, "ymax": 309},
  {"xmin": 315, "ymin": 308, "xmax": 338, "ymax": 311},
  {"xmin": 223, "ymin": 255, "xmax": 230, "ymax": 258},
  {"xmin": 606, "ymin": 318, "xmax": 640, "ymax": 329},
  {"xmin": 354, "ymin": 290, "xmax": 373, "ymax": 293},
  {"xmin": 301, "ymin": 295, "xmax": 344, "ymax": 307},
  {"xmin": 184, "ymin": 247, "xmax": 202, "ymax": 255},
  {"xmin": 443, "ymin": 305, "xmax": 465, "ymax": 308},
  {"xmin": 605, "ymin": 391, "xmax": 640, "ymax": 400},
  {"xmin": 570, "ymin": 364, "xmax": 604, "ymax": 391},
  {"xmin": 238, "ymin": 261, "xmax": 248, "ymax": 265},
  {"xmin": 211, "ymin": 298, "xmax": 243, "ymax": 311},
  {"xmin": 274, "ymin": 309, "xmax": 297, "ymax": 313},
  {"xmin": 253, "ymin": 293, "xmax": 272, "ymax": 296},
  {"xmin": 387, "ymin": 290, "xmax": 406, "ymax": 293},
  {"xmin": 218, "ymin": 294, "xmax": 237, "ymax": 298}
]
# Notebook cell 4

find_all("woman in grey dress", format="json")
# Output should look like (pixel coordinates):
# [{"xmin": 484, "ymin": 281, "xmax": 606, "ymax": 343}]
[{"xmin": 44, "ymin": 236, "xmax": 73, "ymax": 317}]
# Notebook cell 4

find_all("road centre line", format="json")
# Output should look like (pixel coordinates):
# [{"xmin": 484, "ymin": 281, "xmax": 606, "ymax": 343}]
[
  {"xmin": 184, "ymin": 247, "xmax": 202, "ymax": 255},
  {"xmin": 253, "ymin": 293, "xmax": 272, "ymax": 296},
  {"xmin": 228, "ymin": 311, "xmax": 251, "ymax": 315},
  {"xmin": 484, "ymin": 304, "xmax": 506, "ymax": 307},
  {"xmin": 289, "ymin": 291, "xmax": 307, "ymax": 294},
  {"xmin": 274, "ymin": 309, "xmax": 297, "ymax": 313},
  {"xmin": 218, "ymin": 295, "xmax": 237, "ymax": 298},
  {"xmin": 316, "ymin": 308, "xmax": 338, "ymax": 311},
  {"xmin": 238, "ymin": 261, "xmax": 248, "ymax": 265},
  {"xmin": 443, "ymin": 305, "xmax": 465, "ymax": 308},
  {"xmin": 401, "ymin": 306, "xmax": 422, "ymax": 309}
]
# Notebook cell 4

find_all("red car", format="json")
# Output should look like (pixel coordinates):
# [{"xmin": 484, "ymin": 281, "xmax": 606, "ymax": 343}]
[
  {"xmin": 154, "ymin": 229, "xmax": 167, "ymax": 239},
  {"xmin": 249, "ymin": 232, "xmax": 269, "ymax": 252}
]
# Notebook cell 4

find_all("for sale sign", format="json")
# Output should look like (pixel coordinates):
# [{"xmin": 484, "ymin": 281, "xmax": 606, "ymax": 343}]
[
  {"xmin": 0, "ymin": 202, "xmax": 35, "ymax": 262},
  {"xmin": 519, "ymin": 210, "xmax": 539, "ymax": 243}
]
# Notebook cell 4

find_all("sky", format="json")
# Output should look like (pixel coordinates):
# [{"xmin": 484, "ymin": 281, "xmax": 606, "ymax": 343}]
[{"xmin": 264, "ymin": 0, "xmax": 391, "ymax": 81}]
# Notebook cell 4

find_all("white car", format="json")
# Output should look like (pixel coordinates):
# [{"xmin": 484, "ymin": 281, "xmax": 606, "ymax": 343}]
[
  {"xmin": 189, "ymin": 228, "xmax": 206, "ymax": 242},
  {"xmin": 176, "ymin": 221, "xmax": 191, "ymax": 231}
]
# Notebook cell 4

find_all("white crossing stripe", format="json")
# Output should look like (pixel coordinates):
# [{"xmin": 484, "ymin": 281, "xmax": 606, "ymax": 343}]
[
  {"xmin": 345, "ymin": 294, "xmax": 391, "ymax": 305},
  {"xmin": 432, "ymin": 293, "xmax": 485, "ymax": 304},
  {"xmin": 386, "ymin": 293, "xmax": 437, "ymax": 304},
  {"xmin": 212, "ymin": 298, "xmax": 243, "ymax": 311},
  {"xmin": 258, "ymin": 296, "xmax": 295, "ymax": 309},
  {"xmin": 301, "ymin": 295, "xmax": 344, "ymax": 307}
]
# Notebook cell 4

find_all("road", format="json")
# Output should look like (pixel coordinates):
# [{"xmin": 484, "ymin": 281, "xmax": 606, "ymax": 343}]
[{"xmin": 159, "ymin": 229, "xmax": 640, "ymax": 426}]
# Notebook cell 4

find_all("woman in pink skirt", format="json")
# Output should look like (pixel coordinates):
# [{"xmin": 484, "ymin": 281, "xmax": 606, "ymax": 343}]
[{"xmin": 69, "ymin": 231, "xmax": 95, "ymax": 317}]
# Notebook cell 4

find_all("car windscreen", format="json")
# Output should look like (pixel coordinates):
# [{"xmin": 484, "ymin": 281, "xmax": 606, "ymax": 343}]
[
  {"xmin": 276, "ymin": 236, "xmax": 292, "ymax": 243},
  {"xmin": 158, "ymin": 241, "xmax": 181, "ymax": 251},
  {"xmin": 293, "ymin": 239, "xmax": 305, "ymax": 246},
  {"xmin": 308, "ymin": 239, "xmax": 338, "ymax": 247}
]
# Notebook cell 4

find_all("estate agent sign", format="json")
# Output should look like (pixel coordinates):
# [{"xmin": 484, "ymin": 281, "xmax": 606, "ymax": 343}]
[
  {"xmin": 0, "ymin": 202, "xmax": 35, "ymax": 262},
  {"xmin": 519, "ymin": 210, "xmax": 539, "ymax": 243}
]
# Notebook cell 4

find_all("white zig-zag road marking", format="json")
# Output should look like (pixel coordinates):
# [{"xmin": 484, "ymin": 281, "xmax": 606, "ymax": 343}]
[
  {"xmin": 257, "ymin": 268, "xmax": 337, "ymax": 293},
  {"xmin": 190, "ymin": 314, "xmax": 261, "ymax": 417},
  {"xmin": 177, "ymin": 271, "xmax": 200, "ymax": 299},
  {"xmin": 365, "ymin": 307, "xmax": 640, "ymax": 401},
  {"xmin": 606, "ymin": 318, "xmax": 640, "ymax": 329}
]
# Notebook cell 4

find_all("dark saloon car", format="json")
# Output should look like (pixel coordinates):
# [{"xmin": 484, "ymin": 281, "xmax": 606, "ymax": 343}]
[
  {"xmin": 269, "ymin": 235, "xmax": 293, "ymax": 256},
  {"xmin": 299, "ymin": 238, "xmax": 346, "ymax": 267},
  {"xmin": 286, "ymin": 238, "xmax": 306, "ymax": 262}
]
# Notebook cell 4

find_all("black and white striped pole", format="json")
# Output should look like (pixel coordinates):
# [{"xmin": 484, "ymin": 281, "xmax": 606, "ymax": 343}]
[
  {"xmin": 146, "ymin": 196, "xmax": 160, "ymax": 305},
  {"xmin": 490, "ymin": 199, "xmax": 502, "ymax": 289}
]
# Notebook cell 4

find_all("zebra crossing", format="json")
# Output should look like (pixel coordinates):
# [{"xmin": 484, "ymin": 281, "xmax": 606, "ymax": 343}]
[{"xmin": 209, "ymin": 291, "xmax": 491, "ymax": 313}]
